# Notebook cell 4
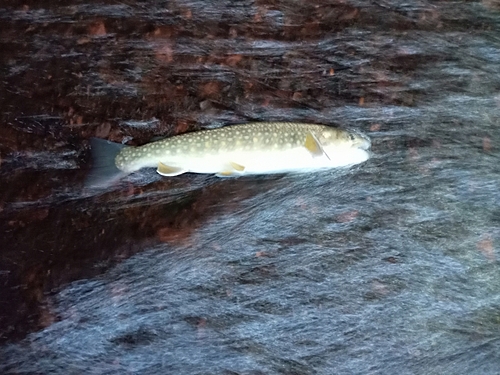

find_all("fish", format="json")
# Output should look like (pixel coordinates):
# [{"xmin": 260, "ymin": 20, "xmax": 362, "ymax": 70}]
[{"xmin": 85, "ymin": 122, "xmax": 371, "ymax": 188}]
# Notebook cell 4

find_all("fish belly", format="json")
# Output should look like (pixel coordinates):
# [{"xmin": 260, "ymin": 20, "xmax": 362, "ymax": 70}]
[
  {"xmin": 233, "ymin": 148, "xmax": 327, "ymax": 175},
  {"xmin": 180, "ymin": 147, "xmax": 365, "ymax": 176},
  {"xmin": 159, "ymin": 144, "xmax": 369, "ymax": 176},
  {"xmin": 236, "ymin": 148, "xmax": 369, "ymax": 175}
]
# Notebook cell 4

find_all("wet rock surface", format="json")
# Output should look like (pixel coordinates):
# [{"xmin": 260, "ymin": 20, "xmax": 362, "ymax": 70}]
[{"xmin": 1, "ymin": 0, "xmax": 500, "ymax": 374}]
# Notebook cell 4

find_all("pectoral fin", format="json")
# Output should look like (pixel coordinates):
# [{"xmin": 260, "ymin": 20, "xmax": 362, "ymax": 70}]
[
  {"xmin": 157, "ymin": 162, "xmax": 186, "ymax": 176},
  {"xmin": 304, "ymin": 132, "xmax": 330, "ymax": 160}
]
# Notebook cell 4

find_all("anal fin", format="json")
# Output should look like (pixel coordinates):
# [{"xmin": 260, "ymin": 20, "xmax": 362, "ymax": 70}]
[{"xmin": 157, "ymin": 162, "xmax": 186, "ymax": 176}]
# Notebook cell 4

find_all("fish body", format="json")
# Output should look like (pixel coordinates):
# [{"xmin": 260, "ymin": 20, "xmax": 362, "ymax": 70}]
[{"xmin": 86, "ymin": 122, "xmax": 371, "ymax": 187}]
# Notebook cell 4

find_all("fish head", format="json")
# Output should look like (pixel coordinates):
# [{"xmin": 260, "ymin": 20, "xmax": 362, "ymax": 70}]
[
  {"xmin": 314, "ymin": 127, "xmax": 371, "ymax": 166},
  {"xmin": 315, "ymin": 127, "xmax": 371, "ymax": 150}
]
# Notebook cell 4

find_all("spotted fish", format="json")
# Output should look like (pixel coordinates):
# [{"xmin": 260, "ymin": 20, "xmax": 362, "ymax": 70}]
[{"xmin": 85, "ymin": 122, "xmax": 371, "ymax": 187}]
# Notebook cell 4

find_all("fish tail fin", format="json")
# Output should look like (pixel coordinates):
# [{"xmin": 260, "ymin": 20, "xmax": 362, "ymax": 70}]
[{"xmin": 85, "ymin": 138, "xmax": 128, "ymax": 189}]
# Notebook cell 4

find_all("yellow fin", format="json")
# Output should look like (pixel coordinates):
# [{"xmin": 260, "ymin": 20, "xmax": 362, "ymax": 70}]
[
  {"xmin": 157, "ymin": 162, "xmax": 185, "ymax": 176},
  {"xmin": 230, "ymin": 162, "xmax": 245, "ymax": 172},
  {"xmin": 216, "ymin": 170, "xmax": 236, "ymax": 177},
  {"xmin": 304, "ymin": 132, "xmax": 323, "ymax": 157},
  {"xmin": 216, "ymin": 162, "xmax": 245, "ymax": 177},
  {"xmin": 304, "ymin": 132, "xmax": 330, "ymax": 159}
]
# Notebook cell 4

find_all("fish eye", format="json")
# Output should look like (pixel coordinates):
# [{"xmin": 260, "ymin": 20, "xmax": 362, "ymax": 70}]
[{"xmin": 349, "ymin": 133, "xmax": 356, "ymax": 141}]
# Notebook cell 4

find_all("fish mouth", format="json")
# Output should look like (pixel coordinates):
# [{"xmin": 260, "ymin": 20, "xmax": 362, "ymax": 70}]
[
  {"xmin": 358, "ymin": 139, "xmax": 371, "ymax": 151},
  {"xmin": 347, "ymin": 129, "xmax": 371, "ymax": 151},
  {"xmin": 355, "ymin": 133, "xmax": 371, "ymax": 151}
]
